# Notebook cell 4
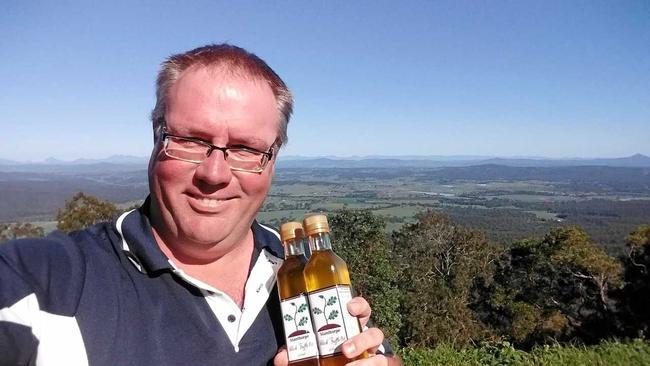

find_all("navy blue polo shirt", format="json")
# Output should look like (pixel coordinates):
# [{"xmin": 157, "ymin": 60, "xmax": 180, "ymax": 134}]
[{"xmin": 0, "ymin": 206, "xmax": 286, "ymax": 365}]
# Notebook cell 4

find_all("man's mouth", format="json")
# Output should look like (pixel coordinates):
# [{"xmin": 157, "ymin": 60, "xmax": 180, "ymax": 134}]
[
  {"xmin": 196, "ymin": 197, "xmax": 223, "ymax": 208},
  {"xmin": 187, "ymin": 194, "xmax": 233, "ymax": 212}
]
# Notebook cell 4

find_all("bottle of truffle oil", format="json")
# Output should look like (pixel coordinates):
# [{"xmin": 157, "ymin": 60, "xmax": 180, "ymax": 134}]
[
  {"xmin": 302, "ymin": 214, "xmax": 368, "ymax": 365},
  {"xmin": 277, "ymin": 222, "xmax": 320, "ymax": 366}
]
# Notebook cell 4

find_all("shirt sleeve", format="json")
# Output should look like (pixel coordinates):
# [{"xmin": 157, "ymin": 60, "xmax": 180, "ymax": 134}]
[
  {"xmin": 0, "ymin": 233, "xmax": 87, "ymax": 365},
  {"xmin": 0, "ymin": 257, "xmax": 39, "ymax": 365}
]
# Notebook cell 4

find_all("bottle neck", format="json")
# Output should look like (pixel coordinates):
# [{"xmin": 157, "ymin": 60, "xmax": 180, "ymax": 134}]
[
  {"xmin": 308, "ymin": 232, "xmax": 332, "ymax": 252},
  {"xmin": 284, "ymin": 238, "xmax": 305, "ymax": 258}
]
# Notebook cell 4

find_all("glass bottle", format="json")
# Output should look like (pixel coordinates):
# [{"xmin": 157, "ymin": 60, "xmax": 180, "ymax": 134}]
[
  {"xmin": 277, "ymin": 221, "xmax": 320, "ymax": 366},
  {"xmin": 302, "ymin": 214, "xmax": 368, "ymax": 365}
]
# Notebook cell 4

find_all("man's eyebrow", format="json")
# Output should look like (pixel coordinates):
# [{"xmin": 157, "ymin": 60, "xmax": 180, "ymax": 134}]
[
  {"xmin": 229, "ymin": 137, "xmax": 269, "ymax": 148},
  {"xmin": 169, "ymin": 130, "xmax": 211, "ymax": 143}
]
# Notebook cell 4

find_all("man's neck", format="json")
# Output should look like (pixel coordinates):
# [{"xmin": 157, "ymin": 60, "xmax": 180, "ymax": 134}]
[{"xmin": 152, "ymin": 227, "xmax": 255, "ymax": 308}]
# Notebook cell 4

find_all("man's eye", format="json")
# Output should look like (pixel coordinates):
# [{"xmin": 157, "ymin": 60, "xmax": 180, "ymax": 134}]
[
  {"xmin": 173, "ymin": 139, "xmax": 202, "ymax": 148},
  {"xmin": 229, "ymin": 149, "xmax": 260, "ymax": 159},
  {"xmin": 230, "ymin": 144, "xmax": 257, "ymax": 150}
]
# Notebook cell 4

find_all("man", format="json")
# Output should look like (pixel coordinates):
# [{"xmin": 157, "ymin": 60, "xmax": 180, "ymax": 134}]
[{"xmin": 0, "ymin": 44, "xmax": 401, "ymax": 365}]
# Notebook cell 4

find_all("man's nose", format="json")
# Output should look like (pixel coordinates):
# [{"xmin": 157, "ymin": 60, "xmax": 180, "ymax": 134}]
[{"xmin": 193, "ymin": 150, "xmax": 233, "ymax": 186}]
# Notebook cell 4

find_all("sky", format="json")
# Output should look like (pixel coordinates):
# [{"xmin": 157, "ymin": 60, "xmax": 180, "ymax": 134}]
[{"xmin": 1, "ymin": 1, "xmax": 648, "ymax": 161}]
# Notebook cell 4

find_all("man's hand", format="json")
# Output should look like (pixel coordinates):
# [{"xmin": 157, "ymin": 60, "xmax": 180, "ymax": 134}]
[{"xmin": 274, "ymin": 297, "xmax": 403, "ymax": 366}]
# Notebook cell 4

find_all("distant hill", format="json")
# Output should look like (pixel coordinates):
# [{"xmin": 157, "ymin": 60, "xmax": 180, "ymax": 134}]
[
  {"xmin": 70, "ymin": 155, "xmax": 149, "ymax": 165},
  {"xmin": 276, "ymin": 154, "xmax": 650, "ymax": 169},
  {"xmin": 0, "ymin": 159, "xmax": 18, "ymax": 166},
  {"xmin": 0, "ymin": 155, "xmax": 148, "ymax": 173},
  {"xmin": 477, "ymin": 154, "xmax": 650, "ymax": 168},
  {"xmin": 1, "ymin": 154, "xmax": 649, "ymax": 173}
]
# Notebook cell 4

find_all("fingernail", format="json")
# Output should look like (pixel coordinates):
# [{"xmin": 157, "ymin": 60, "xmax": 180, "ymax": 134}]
[{"xmin": 344, "ymin": 342, "xmax": 356, "ymax": 355}]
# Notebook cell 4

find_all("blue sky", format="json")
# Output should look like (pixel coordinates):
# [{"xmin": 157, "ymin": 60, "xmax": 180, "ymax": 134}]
[{"xmin": 1, "ymin": 1, "xmax": 648, "ymax": 161}]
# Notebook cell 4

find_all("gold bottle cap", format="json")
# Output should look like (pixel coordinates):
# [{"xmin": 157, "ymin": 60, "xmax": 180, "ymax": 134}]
[
  {"xmin": 303, "ymin": 214, "xmax": 330, "ymax": 236},
  {"xmin": 280, "ymin": 221, "xmax": 304, "ymax": 242}
]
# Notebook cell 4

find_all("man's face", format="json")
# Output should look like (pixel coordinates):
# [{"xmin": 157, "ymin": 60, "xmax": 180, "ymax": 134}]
[{"xmin": 148, "ymin": 67, "xmax": 278, "ymax": 257}]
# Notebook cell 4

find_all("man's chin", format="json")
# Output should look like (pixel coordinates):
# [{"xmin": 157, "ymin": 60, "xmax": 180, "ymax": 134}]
[
  {"xmin": 182, "ymin": 230, "xmax": 228, "ymax": 247},
  {"xmin": 176, "ymin": 214, "xmax": 255, "ymax": 248}
]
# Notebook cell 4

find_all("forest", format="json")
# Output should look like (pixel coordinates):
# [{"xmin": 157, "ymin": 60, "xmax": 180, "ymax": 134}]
[{"xmin": 329, "ymin": 209, "xmax": 650, "ymax": 364}]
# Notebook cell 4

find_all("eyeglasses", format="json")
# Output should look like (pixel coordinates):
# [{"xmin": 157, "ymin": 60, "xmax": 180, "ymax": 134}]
[{"xmin": 161, "ymin": 128, "xmax": 275, "ymax": 173}]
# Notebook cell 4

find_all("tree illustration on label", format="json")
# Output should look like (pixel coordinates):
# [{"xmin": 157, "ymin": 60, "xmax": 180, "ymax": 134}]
[
  {"xmin": 312, "ymin": 295, "xmax": 341, "ymax": 331},
  {"xmin": 283, "ymin": 301, "xmax": 310, "ymax": 337}
]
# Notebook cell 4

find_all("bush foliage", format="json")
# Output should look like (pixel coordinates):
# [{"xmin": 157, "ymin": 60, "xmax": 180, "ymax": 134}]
[
  {"xmin": 330, "ymin": 210, "xmax": 401, "ymax": 346},
  {"xmin": 56, "ymin": 192, "xmax": 119, "ymax": 232},
  {"xmin": 392, "ymin": 211, "xmax": 497, "ymax": 347},
  {"xmin": 0, "ymin": 222, "xmax": 44, "ymax": 241}
]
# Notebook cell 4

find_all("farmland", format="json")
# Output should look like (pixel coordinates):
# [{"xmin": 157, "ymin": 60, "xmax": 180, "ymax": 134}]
[
  {"xmin": 1, "ymin": 163, "xmax": 649, "ymax": 253},
  {"xmin": 259, "ymin": 166, "xmax": 650, "ymax": 253}
]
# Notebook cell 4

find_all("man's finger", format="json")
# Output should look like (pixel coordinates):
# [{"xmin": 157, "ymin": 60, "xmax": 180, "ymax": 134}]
[
  {"xmin": 341, "ymin": 327, "xmax": 385, "ymax": 359},
  {"xmin": 346, "ymin": 354, "xmax": 390, "ymax": 366},
  {"xmin": 347, "ymin": 296, "xmax": 371, "ymax": 327},
  {"xmin": 273, "ymin": 346, "xmax": 289, "ymax": 366}
]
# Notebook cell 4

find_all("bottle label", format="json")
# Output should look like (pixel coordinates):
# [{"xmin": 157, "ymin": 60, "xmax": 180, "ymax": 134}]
[
  {"xmin": 280, "ymin": 294, "xmax": 319, "ymax": 362},
  {"xmin": 308, "ymin": 285, "xmax": 361, "ymax": 357}
]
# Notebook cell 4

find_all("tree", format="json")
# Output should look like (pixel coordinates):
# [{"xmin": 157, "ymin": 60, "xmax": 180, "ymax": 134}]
[
  {"xmin": 0, "ymin": 222, "xmax": 45, "ymax": 242},
  {"xmin": 392, "ymin": 210, "xmax": 497, "ymax": 347},
  {"xmin": 329, "ymin": 209, "xmax": 402, "ymax": 346},
  {"xmin": 475, "ymin": 226, "xmax": 623, "ymax": 347},
  {"xmin": 617, "ymin": 224, "xmax": 650, "ymax": 338},
  {"xmin": 548, "ymin": 227, "xmax": 622, "ymax": 310},
  {"xmin": 56, "ymin": 192, "xmax": 119, "ymax": 233}
]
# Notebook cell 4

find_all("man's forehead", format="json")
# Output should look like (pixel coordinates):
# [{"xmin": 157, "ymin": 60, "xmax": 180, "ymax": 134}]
[
  {"xmin": 169, "ymin": 67, "xmax": 274, "ymax": 106},
  {"xmin": 221, "ymin": 85, "xmax": 241, "ymax": 99},
  {"xmin": 180, "ymin": 64, "xmax": 267, "ymax": 87}
]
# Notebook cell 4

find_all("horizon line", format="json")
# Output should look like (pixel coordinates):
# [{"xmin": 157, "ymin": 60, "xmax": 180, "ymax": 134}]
[{"xmin": 1, "ymin": 153, "xmax": 649, "ymax": 164}]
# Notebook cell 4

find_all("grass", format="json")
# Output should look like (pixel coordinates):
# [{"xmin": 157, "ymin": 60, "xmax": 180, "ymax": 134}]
[{"xmin": 397, "ymin": 340, "xmax": 650, "ymax": 366}]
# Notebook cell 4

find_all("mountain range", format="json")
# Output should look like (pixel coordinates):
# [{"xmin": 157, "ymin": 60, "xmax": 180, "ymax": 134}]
[{"xmin": 0, "ymin": 154, "xmax": 649, "ymax": 173}]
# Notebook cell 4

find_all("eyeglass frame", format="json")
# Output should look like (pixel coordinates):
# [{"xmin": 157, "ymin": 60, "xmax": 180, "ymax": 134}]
[{"xmin": 160, "ymin": 127, "xmax": 276, "ymax": 173}]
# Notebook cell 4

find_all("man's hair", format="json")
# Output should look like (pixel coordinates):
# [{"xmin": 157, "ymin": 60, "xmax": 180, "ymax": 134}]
[{"xmin": 151, "ymin": 44, "xmax": 293, "ymax": 148}]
